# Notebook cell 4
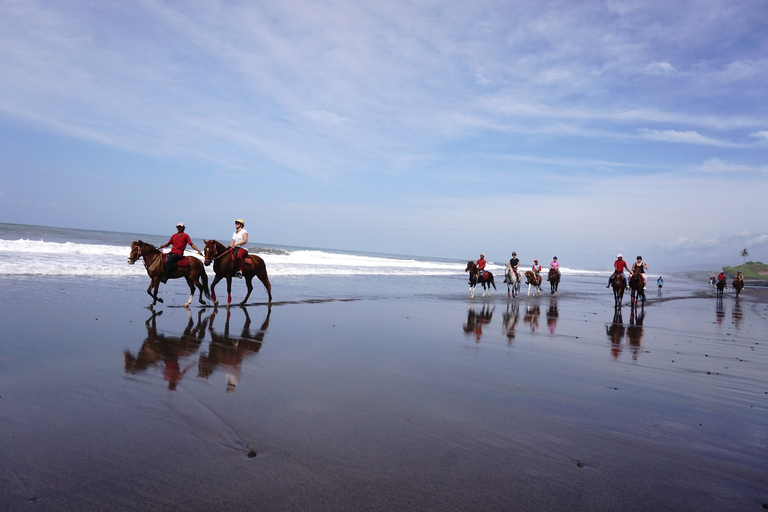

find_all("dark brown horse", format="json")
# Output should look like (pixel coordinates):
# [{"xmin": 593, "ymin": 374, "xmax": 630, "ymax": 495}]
[
  {"xmin": 716, "ymin": 277, "xmax": 727, "ymax": 298},
  {"xmin": 128, "ymin": 241, "xmax": 210, "ymax": 306},
  {"xmin": 465, "ymin": 261, "xmax": 496, "ymax": 298},
  {"xmin": 610, "ymin": 272, "xmax": 626, "ymax": 308},
  {"xmin": 733, "ymin": 276, "xmax": 744, "ymax": 298},
  {"xmin": 547, "ymin": 268, "xmax": 560, "ymax": 294},
  {"xmin": 628, "ymin": 269, "xmax": 646, "ymax": 306},
  {"xmin": 203, "ymin": 240, "xmax": 272, "ymax": 306}
]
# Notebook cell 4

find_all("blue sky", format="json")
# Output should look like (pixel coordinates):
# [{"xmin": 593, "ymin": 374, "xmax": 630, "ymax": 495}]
[{"xmin": 1, "ymin": 0, "xmax": 766, "ymax": 270}]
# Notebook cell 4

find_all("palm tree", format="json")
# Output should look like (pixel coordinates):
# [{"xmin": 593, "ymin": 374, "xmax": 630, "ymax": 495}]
[{"xmin": 740, "ymin": 248, "xmax": 749, "ymax": 265}]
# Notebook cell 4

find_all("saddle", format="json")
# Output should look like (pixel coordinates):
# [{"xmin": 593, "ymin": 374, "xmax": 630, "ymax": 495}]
[
  {"xmin": 482, "ymin": 271, "xmax": 489, "ymax": 280},
  {"xmin": 230, "ymin": 250, "xmax": 253, "ymax": 266},
  {"xmin": 162, "ymin": 254, "xmax": 191, "ymax": 267}
]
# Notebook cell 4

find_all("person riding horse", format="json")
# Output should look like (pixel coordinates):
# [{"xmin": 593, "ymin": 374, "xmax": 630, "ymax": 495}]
[
  {"xmin": 531, "ymin": 260, "xmax": 542, "ymax": 279},
  {"xmin": 607, "ymin": 254, "xmax": 629, "ymax": 288},
  {"xmin": 158, "ymin": 222, "xmax": 203, "ymax": 283},
  {"xmin": 476, "ymin": 253, "xmax": 487, "ymax": 279},
  {"xmin": 229, "ymin": 219, "xmax": 248, "ymax": 278},
  {"xmin": 509, "ymin": 252, "xmax": 520, "ymax": 280},
  {"xmin": 631, "ymin": 256, "xmax": 649, "ymax": 290},
  {"xmin": 549, "ymin": 257, "xmax": 560, "ymax": 280}
]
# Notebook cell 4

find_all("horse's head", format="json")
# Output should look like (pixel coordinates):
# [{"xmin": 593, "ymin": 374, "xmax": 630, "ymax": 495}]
[
  {"xmin": 127, "ymin": 241, "xmax": 141, "ymax": 264},
  {"xmin": 203, "ymin": 239, "xmax": 218, "ymax": 266},
  {"xmin": 465, "ymin": 261, "xmax": 475, "ymax": 273}
]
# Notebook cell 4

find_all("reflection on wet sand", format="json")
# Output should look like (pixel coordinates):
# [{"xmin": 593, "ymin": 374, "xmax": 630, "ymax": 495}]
[
  {"xmin": 199, "ymin": 306, "xmax": 271, "ymax": 393},
  {"xmin": 502, "ymin": 302, "xmax": 519, "ymax": 344},
  {"xmin": 523, "ymin": 301, "xmax": 541, "ymax": 333},
  {"xmin": 606, "ymin": 308, "xmax": 626, "ymax": 360},
  {"xmin": 732, "ymin": 298, "xmax": 742, "ymax": 329},
  {"xmin": 546, "ymin": 297, "xmax": 558, "ymax": 333},
  {"xmin": 124, "ymin": 306, "xmax": 271, "ymax": 392},
  {"xmin": 716, "ymin": 298, "xmax": 725, "ymax": 325},
  {"xmin": 463, "ymin": 303, "xmax": 494, "ymax": 343},
  {"xmin": 607, "ymin": 306, "xmax": 645, "ymax": 361}
]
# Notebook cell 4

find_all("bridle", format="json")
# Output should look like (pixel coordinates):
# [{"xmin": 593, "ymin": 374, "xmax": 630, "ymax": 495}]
[{"xmin": 204, "ymin": 242, "xmax": 232, "ymax": 265}]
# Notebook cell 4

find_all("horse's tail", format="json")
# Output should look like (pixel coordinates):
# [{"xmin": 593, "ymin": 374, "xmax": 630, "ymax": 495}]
[
  {"xmin": 201, "ymin": 266, "xmax": 211, "ymax": 300},
  {"xmin": 491, "ymin": 275, "xmax": 497, "ymax": 290}
]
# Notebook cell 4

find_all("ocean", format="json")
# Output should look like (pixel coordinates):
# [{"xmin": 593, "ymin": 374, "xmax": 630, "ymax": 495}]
[{"xmin": 0, "ymin": 222, "xmax": 620, "ymax": 304}]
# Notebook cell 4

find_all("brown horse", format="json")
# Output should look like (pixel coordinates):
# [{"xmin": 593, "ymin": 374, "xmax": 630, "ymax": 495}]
[
  {"xmin": 628, "ymin": 269, "xmax": 645, "ymax": 306},
  {"xmin": 547, "ymin": 268, "xmax": 560, "ymax": 294},
  {"xmin": 524, "ymin": 270, "xmax": 541, "ymax": 296},
  {"xmin": 610, "ymin": 272, "xmax": 626, "ymax": 308},
  {"xmin": 733, "ymin": 276, "xmax": 744, "ymax": 298},
  {"xmin": 128, "ymin": 241, "xmax": 210, "ymax": 306},
  {"xmin": 203, "ymin": 240, "xmax": 272, "ymax": 306}
]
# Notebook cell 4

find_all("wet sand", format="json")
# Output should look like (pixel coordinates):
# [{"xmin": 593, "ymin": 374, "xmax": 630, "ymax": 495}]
[{"xmin": 1, "ymin": 278, "xmax": 767, "ymax": 511}]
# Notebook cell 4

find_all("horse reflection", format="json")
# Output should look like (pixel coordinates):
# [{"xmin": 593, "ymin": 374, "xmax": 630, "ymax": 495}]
[
  {"xmin": 546, "ymin": 297, "xmax": 558, "ymax": 333},
  {"xmin": 732, "ymin": 299, "xmax": 743, "ymax": 329},
  {"xmin": 463, "ymin": 303, "xmax": 494, "ymax": 343},
  {"xmin": 198, "ymin": 306, "xmax": 271, "ymax": 393},
  {"xmin": 716, "ymin": 298, "xmax": 725, "ymax": 325},
  {"xmin": 124, "ymin": 307, "xmax": 209, "ymax": 390},
  {"xmin": 627, "ymin": 307, "xmax": 645, "ymax": 360},
  {"xmin": 606, "ymin": 308, "xmax": 626, "ymax": 360},
  {"xmin": 523, "ymin": 301, "xmax": 541, "ymax": 332},
  {"xmin": 502, "ymin": 302, "xmax": 520, "ymax": 343}
]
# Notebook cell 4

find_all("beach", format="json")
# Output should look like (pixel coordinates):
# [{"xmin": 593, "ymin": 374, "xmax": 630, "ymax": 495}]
[{"xmin": 1, "ymin": 226, "xmax": 767, "ymax": 511}]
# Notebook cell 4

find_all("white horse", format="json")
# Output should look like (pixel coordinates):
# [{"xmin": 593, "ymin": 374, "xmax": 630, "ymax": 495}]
[{"xmin": 503, "ymin": 263, "xmax": 520, "ymax": 298}]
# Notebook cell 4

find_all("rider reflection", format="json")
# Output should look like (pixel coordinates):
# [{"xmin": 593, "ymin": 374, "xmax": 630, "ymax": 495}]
[
  {"xmin": 124, "ymin": 306, "xmax": 271, "ymax": 392},
  {"xmin": 732, "ymin": 299, "xmax": 743, "ymax": 329},
  {"xmin": 523, "ymin": 301, "xmax": 540, "ymax": 332},
  {"xmin": 627, "ymin": 307, "xmax": 645, "ymax": 361},
  {"xmin": 502, "ymin": 302, "xmax": 520, "ymax": 344},
  {"xmin": 463, "ymin": 303, "xmax": 494, "ymax": 343},
  {"xmin": 546, "ymin": 297, "xmax": 558, "ymax": 333},
  {"xmin": 124, "ymin": 307, "xmax": 209, "ymax": 390},
  {"xmin": 198, "ymin": 306, "xmax": 271, "ymax": 393},
  {"xmin": 606, "ymin": 309, "xmax": 626, "ymax": 360}
]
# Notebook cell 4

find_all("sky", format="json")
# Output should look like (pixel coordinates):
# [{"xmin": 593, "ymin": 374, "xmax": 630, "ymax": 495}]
[{"xmin": 1, "ymin": 0, "xmax": 766, "ymax": 270}]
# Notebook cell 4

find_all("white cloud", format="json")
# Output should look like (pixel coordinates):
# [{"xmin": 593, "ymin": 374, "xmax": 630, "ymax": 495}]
[
  {"xmin": 637, "ymin": 129, "xmax": 737, "ymax": 147},
  {"xmin": 642, "ymin": 62, "xmax": 682, "ymax": 76},
  {"xmin": 695, "ymin": 158, "xmax": 768, "ymax": 174}
]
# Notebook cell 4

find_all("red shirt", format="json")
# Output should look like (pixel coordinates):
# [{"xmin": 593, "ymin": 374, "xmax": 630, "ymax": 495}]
[
  {"xmin": 167, "ymin": 233, "xmax": 192, "ymax": 256},
  {"xmin": 614, "ymin": 259, "xmax": 629, "ymax": 273},
  {"xmin": 477, "ymin": 258, "xmax": 486, "ymax": 270}
]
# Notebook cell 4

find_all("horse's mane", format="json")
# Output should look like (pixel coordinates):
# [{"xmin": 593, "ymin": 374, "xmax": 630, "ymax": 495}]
[{"xmin": 136, "ymin": 240, "xmax": 160, "ymax": 255}]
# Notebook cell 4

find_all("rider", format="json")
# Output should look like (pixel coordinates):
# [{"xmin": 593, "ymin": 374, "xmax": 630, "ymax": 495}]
[
  {"xmin": 549, "ymin": 256, "xmax": 560, "ymax": 280},
  {"xmin": 509, "ymin": 252, "xmax": 520, "ymax": 279},
  {"xmin": 631, "ymin": 256, "xmax": 649, "ymax": 289},
  {"xmin": 229, "ymin": 219, "xmax": 249, "ymax": 278},
  {"xmin": 735, "ymin": 271, "xmax": 744, "ymax": 283},
  {"xmin": 532, "ymin": 259, "xmax": 542, "ymax": 280},
  {"xmin": 607, "ymin": 254, "xmax": 629, "ymax": 288},
  {"xmin": 158, "ymin": 222, "xmax": 203, "ymax": 283}
]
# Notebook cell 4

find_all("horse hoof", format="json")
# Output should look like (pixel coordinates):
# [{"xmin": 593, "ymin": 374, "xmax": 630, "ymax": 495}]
[{"xmin": 157, "ymin": 298, "xmax": 164, "ymax": 303}]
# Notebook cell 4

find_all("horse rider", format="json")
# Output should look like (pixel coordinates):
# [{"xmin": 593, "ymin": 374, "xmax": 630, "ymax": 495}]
[
  {"xmin": 532, "ymin": 259, "xmax": 542, "ymax": 280},
  {"xmin": 631, "ymin": 256, "xmax": 649, "ymax": 289},
  {"xmin": 549, "ymin": 256, "xmax": 560, "ymax": 280},
  {"xmin": 734, "ymin": 271, "xmax": 744, "ymax": 283},
  {"xmin": 229, "ymin": 219, "xmax": 249, "ymax": 278},
  {"xmin": 158, "ymin": 222, "xmax": 203, "ymax": 283},
  {"xmin": 607, "ymin": 254, "xmax": 629, "ymax": 288},
  {"xmin": 509, "ymin": 252, "xmax": 520, "ymax": 279},
  {"xmin": 717, "ymin": 271, "xmax": 727, "ymax": 287}
]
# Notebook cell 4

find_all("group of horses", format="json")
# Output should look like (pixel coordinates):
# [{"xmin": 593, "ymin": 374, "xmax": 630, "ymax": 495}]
[
  {"xmin": 465, "ymin": 261, "xmax": 560, "ymax": 298},
  {"xmin": 609, "ymin": 269, "xmax": 646, "ymax": 309},
  {"xmin": 714, "ymin": 275, "xmax": 744, "ymax": 299},
  {"xmin": 128, "ymin": 240, "xmax": 272, "ymax": 307}
]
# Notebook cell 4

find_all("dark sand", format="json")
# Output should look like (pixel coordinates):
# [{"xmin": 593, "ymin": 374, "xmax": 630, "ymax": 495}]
[{"xmin": 1, "ymin": 278, "xmax": 767, "ymax": 511}]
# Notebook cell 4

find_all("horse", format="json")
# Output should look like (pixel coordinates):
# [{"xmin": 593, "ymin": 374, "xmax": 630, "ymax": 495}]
[
  {"xmin": 203, "ymin": 240, "xmax": 272, "ymax": 306},
  {"xmin": 733, "ymin": 277, "xmax": 744, "ymax": 298},
  {"xmin": 128, "ymin": 241, "xmax": 210, "ymax": 307},
  {"xmin": 547, "ymin": 268, "xmax": 560, "ymax": 294},
  {"xmin": 524, "ymin": 270, "xmax": 541, "ymax": 296},
  {"xmin": 503, "ymin": 263, "xmax": 520, "ymax": 298},
  {"xmin": 465, "ymin": 261, "xmax": 496, "ymax": 298},
  {"xmin": 610, "ymin": 272, "xmax": 626, "ymax": 308},
  {"xmin": 628, "ymin": 269, "xmax": 646, "ymax": 306},
  {"xmin": 716, "ymin": 277, "xmax": 726, "ymax": 299}
]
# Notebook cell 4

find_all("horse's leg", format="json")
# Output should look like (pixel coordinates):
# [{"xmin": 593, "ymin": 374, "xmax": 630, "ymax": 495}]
[
  {"xmin": 254, "ymin": 264, "xmax": 272, "ymax": 303},
  {"xmin": 226, "ymin": 276, "xmax": 233, "ymax": 307},
  {"xmin": 240, "ymin": 276, "xmax": 253, "ymax": 306},
  {"xmin": 184, "ymin": 276, "xmax": 194, "ymax": 307},
  {"xmin": 210, "ymin": 274, "xmax": 223, "ymax": 306},
  {"xmin": 148, "ymin": 276, "xmax": 163, "ymax": 304}
]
